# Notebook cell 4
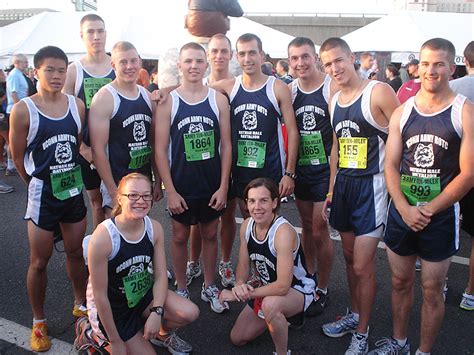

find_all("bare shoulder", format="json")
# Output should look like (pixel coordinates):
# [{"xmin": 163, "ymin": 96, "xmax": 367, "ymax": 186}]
[
  {"xmin": 89, "ymin": 224, "xmax": 113, "ymax": 256},
  {"xmin": 211, "ymin": 77, "xmax": 235, "ymax": 95}
]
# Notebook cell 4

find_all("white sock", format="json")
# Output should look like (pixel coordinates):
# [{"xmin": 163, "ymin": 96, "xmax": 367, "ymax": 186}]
[
  {"xmin": 7, "ymin": 159, "xmax": 14, "ymax": 170},
  {"xmin": 351, "ymin": 312, "xmax": 360, "ymax": 321},
  {"xmin": 394, "ymin": 337, "xmax": 407, "ymax": 347},
  {"xmin": 316, "ymin": 287, "xmax": 328, "ymax": 294},
  {"xmin": 33, "ymin": 318, "xmax": 46, "ymax": 325},
  {"xmin": 415, "ymin": 349, "xmax": 430, "ymax": 355}
]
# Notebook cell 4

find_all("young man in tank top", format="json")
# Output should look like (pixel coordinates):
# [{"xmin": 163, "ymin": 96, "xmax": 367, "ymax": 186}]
[
  {"xmin": 187, "ymin": 34, "xmax": 238, "ymax": 290},
  {"xmin": 319, "ymin": 37, "xmax": 399, "ymax": 354},
  {"xmin": 63, "ymin": 14, "xmax": 115, "ymax": 229},
  {"xmin": 369, "ymin": 38, "xmax": 474, "ymax": 355},
  {"xmin": 9, "ymin": 46, "xmax": 88, "ymax": 352},
  {"xmin": 89, "ymin": 41, "xmax": 159, "ymax": 217},
  {"xmin": 154, "ymin": 42, "xmax": 232, "ymax": 313},
  {"xmin": 287, "ymin": 36, "xmax": 339, "ymax": 316},
  {"xmin": 211, "ymin": 33, "xmax": 299, "ymax": 218}
]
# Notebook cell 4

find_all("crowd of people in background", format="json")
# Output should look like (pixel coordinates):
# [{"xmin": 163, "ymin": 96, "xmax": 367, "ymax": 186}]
[{"xmin": 1, "ymin": 11, "xmax": 474, "ymax": 355}]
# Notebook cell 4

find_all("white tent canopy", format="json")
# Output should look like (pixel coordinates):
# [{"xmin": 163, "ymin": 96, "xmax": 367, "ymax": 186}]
[
  {"xmin": 0, "ymin": 11, "xmax": 295, "ymax": 67},
  {"xmin": 342, "ymin": 11, "xmax": 474, "ymax": 65}
]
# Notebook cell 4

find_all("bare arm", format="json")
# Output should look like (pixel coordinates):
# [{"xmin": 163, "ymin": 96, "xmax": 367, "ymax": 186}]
[
  {"xmin": 62, "ymin": 62, "xmax": 77, "ymax": 95},
  {"xmin": 88, "ymin": 225, "xmax": 126, "ymax": 350},
  {"xmin": 371, "ymin": 82, "xmax": 400, "ymax": 126},
  {"xmin": 9, "ymin": 101, "xmax": 30, "ymax": 184},
  {"xmin": 153, "ymin": 97, "xmax": 188, "ymax": 214},
  {"xmin": 75, "ymin": 97, "xmax": 85, "ymax": 149},
  {"xmin": 143, "ymin": 220, "xmax": 168, "ymax": 340},
  {"xmin": 208, "ymin": 92, "xmax": 231, "ymax": 211},
  {"xmin": 89, "ymin": 88, "xmax": 116, "ymax": 198},
  {"xmin": 275, "ymin": 80, "xmax": 299, "ymax": 197},
  {"xmin": 422, "ymin": 101, "xmax": 474, "ymax": 215}
]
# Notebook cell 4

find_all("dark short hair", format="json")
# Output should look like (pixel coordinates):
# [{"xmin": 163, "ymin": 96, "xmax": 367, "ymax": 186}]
[
  {"xmin": 236, "ymin": 33, "xmax": 263, "ymax": 52},
  {"xmin": 360, "ymin": 52, "xmax": 374, "ymax": 60},
  {"xmin": 277, "ymin": 60, "xmax": 289, "ymax": 72},
  {"xmin": 80, "ymin": 14, "xmax": 105, "ymax": 27},
  {"xmin": 319, "ymin": 37, "xmax": 352, "ymax": 56},
  {"xmin": 385, "ymin": 64, "xmax": 400, "ymax": 76},
  {"xmin": 243, "ymin": 178, "xmax": 281, "ymax": 213},
  {"xmin": 463, "ymin": 41, "xmax": 474, "ymax": 67},
  {"xmin": 288, "ymin": 37, "xmax": 317, "ymax": 55},
  {"xmin": 34, "ymin": 46, "xmax": 68, "ymax": 69},
  {"xmin": 180, "ymin": 42, "xmax": 206, "ymax": 56},
  {"xmin": 421, "ymin": 38, "xmax": 456, "ymax": 63}
]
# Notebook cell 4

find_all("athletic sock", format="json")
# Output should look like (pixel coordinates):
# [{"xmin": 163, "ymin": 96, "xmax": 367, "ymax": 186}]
[
  {"xmin": 394, "ymin": 337, "xmax": 407, "ymax": 347},
  {"xmin": 33, "ymin": 318, "xmax": 46, "ymax": 325},
  {"xmin": 351, "ymin": 312, "xmax": 360, "ymax": 321},
  {"xmin": 415, "ymin": 349, "xmax": 430, "ymax": 355},
  {"xmin": 316, "ymin": 287, "xmax": 328, "ymax": 294}
]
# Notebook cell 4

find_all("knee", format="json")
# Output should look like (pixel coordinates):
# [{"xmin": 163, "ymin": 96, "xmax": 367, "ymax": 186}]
[
  {"xmin": 300, "ymin": 216, "xmax": 312, "ymax": 232},
  {"xmin": 30, "ymin": 257, "xmax": 49, "ymax": 272},
  {"xmin": 230, "ymin": 328, "xmax": 249, "ymax": 347},
  {"xmin": 392, "ymin": 274, "xmax": 414, "ymax": 292},
  {"xmin": 422, "ymin": 281, "xmax": 445, "ymax": 305},
  {"xmin": 343, "ymin": 249, "xmax": 354, "ymax": 266},
  {"xmin": 201, "ymin": 231, "xmax": 217, "ymax": 242},
  {"xmin": 353, "ymin": 262, "xmax": 374, "ymax": 279},
  {"xmin": 261, "ymin": 297, "xmax": 284, "ymax": 321},
  {"xmin": 186, "ymin": 303, "xmax": 200, "ymax": 323},
  {"xmin": 173, "ymin": 234, "xmax": 188, "ymax": 245}
]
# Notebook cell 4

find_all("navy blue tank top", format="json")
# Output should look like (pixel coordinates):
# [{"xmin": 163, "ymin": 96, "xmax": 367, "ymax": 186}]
[
  {"xmin": 169, "ymin": 88, "xmax": 221, "ymax": 199},
  {"xmin": 291, "ymin": 75, "xmax": 332, "ymax": 183},
  {"xmin": 105, "ymin": 84, "xmax": 153, "ymax": 184},
  {"xmin": 229, "ymin": 75, "xmax": 285, "ymax": 185},
  {"xmin": 74, "ymin": 61, "xmax": 115, "ymax": 145},
  {"xmin": 23, "ymin": 95, "xmax": 81, "ymax": 182},
  {"xmin": 245, "ymin": 216, "xmax": 314, "ymax": 295},
  {"xmin": 103, "ymin": 217, "xmax": 155, "ymax": 313},
  {"xmin": 399, "ymin": 95, "xmax": 465, "ymax": 202},
  {"xmin": 330, "ymin": 81, "xmax": 388, "ymax": 177}
]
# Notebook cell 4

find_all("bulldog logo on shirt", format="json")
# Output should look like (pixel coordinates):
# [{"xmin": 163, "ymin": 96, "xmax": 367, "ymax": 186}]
[
  {"xmin": 341, "ymin": 128, "xmax": 352, "ymax": 138},
  {"xmin": 189, "ymin": 123, "xmax": 204, "ymax": 133},
  {"xmin": 54, "ymin": 142, "xmax": 73, "ymax": 164},
  {"xmin": 128, "ymin": 263, "xmax": 144, "ymax": 275},
  {"xmin": 242, "ymin": 110, "xmax": 258, "ymax": 130},
  {"xmin": 302, "ymin": 112, "xmax": 317, "ymax": 130},
  {"xmin": 133, "ymin": 121, "xmax": 146, "ymax": 142},
  {"xmin": 414, "ymin": 143, "xmax": 435, "ymax": 168},
  {"xmin": 255, "ymin": 260, "xmax": 270, "ymax": 283}
]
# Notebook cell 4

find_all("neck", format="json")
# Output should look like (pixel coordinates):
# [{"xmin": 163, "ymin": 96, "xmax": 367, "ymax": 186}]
[
  {"xmin": 467, "ymin": 67, "xmax": 474, "ymax": 75},
  {"xmin": 341, "ymin": 74, "xmax": 363, "ymax": 93},
  {"xmin": 115, "ymin": 214, "xmax": 144, "ymax": 234},
  {"xmin": 37, "ymin": 90, "xmax": 64, "ymax": 102},
  {"xmin": 208, "ymin": 69, "xmax": 231, "ymax": 84},
  {"xmin": 113, "ymin": 79, "xmax": 138, "ymax": 93},
  {"xmin": 298, "ymin": 70, "xmax": 324, "ymax": 91},
  {"xmin": 85, "ymin": 51, "xmax": 108, "ymax": 64},
  {"xmin": 242, "ymin": 72, "xmax": 267, "ymax": 88}
]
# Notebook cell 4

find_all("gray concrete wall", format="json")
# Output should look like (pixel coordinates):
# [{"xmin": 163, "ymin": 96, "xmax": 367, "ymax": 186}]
[{"xmin": 245, "ymin": 14, "xmax": 381, "ymax": 46}]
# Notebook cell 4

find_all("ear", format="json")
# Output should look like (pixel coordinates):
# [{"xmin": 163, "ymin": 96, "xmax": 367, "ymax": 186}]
[
  {"xmin": 449, "ymin": 63, "xmax": 456, "ymax": 76},
  {"xmin": 272, "ymin": 198, "xmax": 278, "ymax": 211}
]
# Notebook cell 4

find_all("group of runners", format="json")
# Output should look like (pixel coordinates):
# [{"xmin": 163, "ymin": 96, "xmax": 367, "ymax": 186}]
[{"xmin": 6, "ymin": 12, "xmax": 473, "ymax": 355}]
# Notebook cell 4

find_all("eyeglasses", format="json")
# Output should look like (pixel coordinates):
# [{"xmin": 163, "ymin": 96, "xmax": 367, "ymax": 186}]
[{"xmin": 120, "ymin": 193, "xmax": 153, "ymax": 201}]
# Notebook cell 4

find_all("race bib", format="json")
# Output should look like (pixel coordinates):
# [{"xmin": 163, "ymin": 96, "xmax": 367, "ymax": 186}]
[
  {"xmin": 401, "ymin": 175, "xmax": 441, "ymax": 206},
  {"xmin": 338, "ymin": 137, "xmax": 368, "ymax": 169},
  {"xmin": 83, "ymin": 77, "xmax": 113, "ymax": 109},
  {"xmin": 128, "ymin": 146, "xmax": 152, "ymax": 169},
  {"xmin": 122, "ymin": 270, "xmax": 153, "ymax": 308},
  {"xmin": 50, "ymin": 165, "xmax": 83, "ymax": 201},
  {"xmin": 237, "ymin": 140, "xmax": 266, "ymax": 169},
  {"xmin": 183, "ymin": 130, "xmax": 215, "ymax": 162},
  {"xmin": 298, "ymin": 131, "xmax": 327, "ymax": 166}
]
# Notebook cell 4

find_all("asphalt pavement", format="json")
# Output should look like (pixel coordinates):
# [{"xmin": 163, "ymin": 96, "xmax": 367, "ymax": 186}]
[{"xmin": 1, "ymin": 174, "xmax": 473, "ymax": 354}]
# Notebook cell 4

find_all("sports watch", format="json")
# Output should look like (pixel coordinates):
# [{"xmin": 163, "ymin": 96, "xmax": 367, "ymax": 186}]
[{"xmin": 150, "ymin": 306, "xmax": 164, "ymax": 316}]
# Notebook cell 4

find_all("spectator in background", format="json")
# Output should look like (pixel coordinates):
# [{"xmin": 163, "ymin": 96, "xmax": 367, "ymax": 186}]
[
  {"xmin": 261, "ymin": 62, "xmax": 275, "ymax": 76},
  {"xmin": 275, "ymin": 59, "xmax": 293, "ymax": 84},
  {"xmin": 5, "ymin": 53, "xmax": 30, "ymax": 176},
  {"xmin": 148, "ymin": 68, "xmax": 159, "ymax": 92},
  {"xmin": 368, "ymin": 71, "xmax": 378, "ymax": 80},
  {"xmin": 137, "ymin": 67, "xmax": 150, "ymax": 87},
  {"xmin": 397, "ymin": 59, "xmax": 421, "ymax": 104},
  {"xmin": 358, "ymin": 52, "xmax": 374, "ymax": 79},
  {"xmin": 385, "ymin": 64, "xmax": 402, "ymax": 92}
]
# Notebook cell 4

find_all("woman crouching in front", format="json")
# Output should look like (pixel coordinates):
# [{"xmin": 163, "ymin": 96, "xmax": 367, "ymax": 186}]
[
  {"xmin": 219, "ymin": 177, "xmax": 315, "ymax": 355},
  {"xmin": 87, "ymin": 173, "xmax": 199, "ymax": 354}
]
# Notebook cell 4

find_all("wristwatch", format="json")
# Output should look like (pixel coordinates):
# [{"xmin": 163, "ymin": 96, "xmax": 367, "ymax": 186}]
[
  {"xmin": 150, "ymin": 306, "xmax": 164, "ymax": 316},
  {"xmin": 284, "ymin": 171, "xmax": 297, "ymax": 180}
]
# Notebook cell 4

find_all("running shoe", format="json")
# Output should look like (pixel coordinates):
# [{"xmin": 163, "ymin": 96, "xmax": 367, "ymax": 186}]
[
  {"xmin": 306, "ymin": 289, "xmax": 329, "ymax": 317},
  {"xmin": 0, "ymin": 181, "xmax": 14, "ymax": 193},
  {"xmin": 368, "ymin": 337, "xmax": 410, "ymax": 354},
  {"xmin": 175, "ymin": 288, "xmax": 190, "ymax": 299},
  {"xmin": 273, "ymin": 351, "xmax": 292, "ymax": 355},
  {"xmin": 185, "ymin": 261, "xmax": 202, "ymax": 286},
  {"xmin": 322, "ymin": 309, "xmax": 358, "ymax": 338},
  {"xmin": 152, "ymin": 332, "xmax": 193, "ymax": 354},
  {"xmin": 218, "ymin": 260, "xmax": 236, "ymax": 288},
  {"xmin": 73, "ymin": 303, "xmax": 88, "ymax": 317},
  {"xmin": 31, "ymin": 321, "xmax": 51, "ymax": 352},
  {"xmin": 345, "ymin": 332, "xmax": 368, "ymax": 355},
  {"xmin": 5, "ymin": 167, "xmax": 18, "ymax": 176},
  {"xmin": 443, "ymin": 278, "xmax": 448, "ymax": 302},
  {"xmin": 201, "ymin": 283, "xmax": 229, "ymax": 313},
  {"xmin": 460, "ymin": 291, "xmax": 474, "ymax": 311},
  {"xmin": 415, "ymin": 259, "xmax": 422, "ymax": 272}
]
